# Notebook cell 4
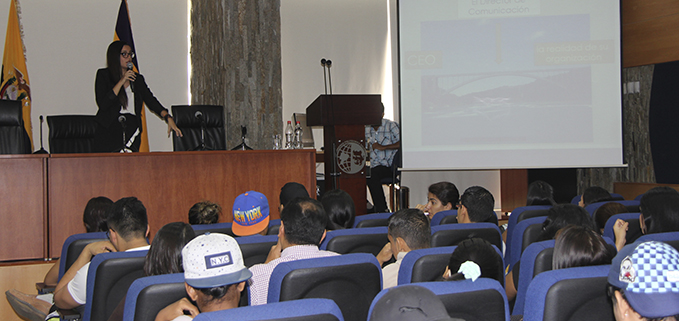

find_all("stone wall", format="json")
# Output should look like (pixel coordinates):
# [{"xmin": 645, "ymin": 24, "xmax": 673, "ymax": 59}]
[
  {"xmin": 577, "ymin": 65, "xmax": 656, "ymax": 193},
  {"xmin": 190, "ymin": 0, "xmax": 282, "ymax": 150}
]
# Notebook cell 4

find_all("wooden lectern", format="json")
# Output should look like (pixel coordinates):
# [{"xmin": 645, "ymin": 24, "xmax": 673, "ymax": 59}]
[{"xmin": 306, "ymin": 94, "xmax": 383, "ymax": 215}]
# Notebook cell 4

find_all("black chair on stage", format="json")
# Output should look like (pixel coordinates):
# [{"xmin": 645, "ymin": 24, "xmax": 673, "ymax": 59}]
[
  {"xmin": 171, "ymin": 105, "xmax": 226, "ymax": 151},
  {"xmin": 0, "ymin": 99, "xmax": 31, "ymax": 154},
  {"xmin": 46, "ymin": 115, "xmax": 98, "ymax": 153}
]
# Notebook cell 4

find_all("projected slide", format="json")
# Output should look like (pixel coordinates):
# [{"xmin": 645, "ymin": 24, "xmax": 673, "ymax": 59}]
[{"xmin": 399, "ymin": 0, "xmax": 622, "ymax": 169}]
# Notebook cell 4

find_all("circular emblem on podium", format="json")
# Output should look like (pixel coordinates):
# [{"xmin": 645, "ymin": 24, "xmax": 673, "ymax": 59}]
[{"xmin": 336, "ymin": 140, "xmax": 366, "ymax": 175}]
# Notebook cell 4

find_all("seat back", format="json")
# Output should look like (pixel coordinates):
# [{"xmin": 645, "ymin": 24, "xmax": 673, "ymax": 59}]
[
  {"xmin": 193, "ymin": 298, "xmax": 344, "ymax": 321},
  {"xmin": 397, "ymin": 246, "xmax": 456, "ymax": 285},
  {"xmin": 637, "ymin": 231, "xmax": 679, "ymax": 250},
  {"xmin": 58, "ymin": 232, "xmax": 108, "ymax": 281},
  {"xmin": 123, "ymin": 273, "xmax": 187, "ymax": 321},
  {"xmin": 398, "ymin": 245, "xmax": 504, "ymax": 286},
  {"xmin": 268, "ymin": 219, "xmax": 281, "ymax": 235},
  {"xmin": 320, "ymin": 226, "xmax": 389, "ymax": 256},
  {"xmin": 523, "ymin": 265, "xmax": 614, "ymax": 321},
  {"xmin": 513, "ymin": 240, "xmax": 555, "ymax": 316},
  {"xmin": 504, "ymin": 205, "xmax": 552, "ymax": 267},
  {"xmin": 571, "ymin": 193, "xmax": 624, "ymax": 204},
  {"xmin": 268, "ymin": 253, "xmax": 382, "ymax": 321},
  {"xmin": 46, "ymin": 115, "xmax": 98, "ymax": 153},
  {"xmin": 353, "ymin": 213, "xmax": 392, "ymax": 228},
  {"xmin": 430, "ymin": 210, "xmax": 457, "ymax": 226},
  {"xmin": 236, "ymin": 235, "xmax": 279, "ymax": 268},
  {"xmin": 355, "ymin": 218, "xmax": 390, "ymax": 228},
  {"xmin": 585, "ymin": 200, "xmax": 640, "ymax": 216},
  {"xmin": 507, "ymin": 216, "xmax": 547, "ymax": 271},
  {"xmin": 0, "ymin": 99, "xmax": 31, "ymax": 154},
  {"xmin": 171, "ymin": 105, "xmax": 226, "ymax": 151},
  {"xmin": 370, "ymin": 280, "xmax": 509, "ymax": 321},
  {"xmin": 430, "ymin": 223, "xmax": 502, "ymax": 249},
  {"xmin": 83, "ymin": 250, "xmax": 148, "ymax": 321},
  {"xmin": 191, "ymin": 222, "xmax": 234, "ymax": 237},
  {"xmin": 602, "ymin": 213, "xmax": 642, "ymax": 243}
]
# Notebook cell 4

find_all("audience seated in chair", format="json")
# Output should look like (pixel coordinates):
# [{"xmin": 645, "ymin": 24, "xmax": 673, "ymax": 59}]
[
  {"xmin": 51, "ymin": 197, "xmax": 151, "ymax": 315},
  {"xmin": 607, "ymin": 241, "xmax": 679, "ymax": 321},
  {"xmin": 106, "ymin": 222, "xmax": 196, "ymax": 321},
  {"xmin": 442, "ymin": 238, "xmax": 504, "ymax": 285},
  {"xmin": 232, "ymin": 191, "xmax": 270, "ymax": 236},
  {"xmin": 416, "ymin": 181, "xmax": 459, "ymax": 219},
  {"xmin": 376, "ymin": 208, "xmax": 431, "ymax": 289},
  {"xmin": 278, "ymin": 182, "xmax": 309, "ymax": 214},
  {"xmin": 156, "ymin": 233, "xmax": 251, "ymax": 321},
  {"xmin": 188, "ymin": 201, "xmax": 221, "ymax": 225},
  {"xmin": 248, "ymin": 197, "xmax": 338, "ymax": 305},
  {"xmin": 613, "ymin": 187, "xmax": 679, "ymax": 251},
  {"xmin": 457, "ymin": 186, "xmax": 498, "ymax": 226},
  {"xmin": 6, "ymin": 197, "xmax": 114, "ymax": 321},
  {"xmin": 552, "ymin": 225, "xmax": 614, "ymax": 270},
  {"xmin": 526, "ymin": 180, "xmax": 556, "ymax": 206},
  {"xmin": 594, "ymin": 202, "xmax": 628, "ymax": 234},
  {"xmin": 321, "ymin": 189, "xmax": 356, "ymax": 230},
  {"xmin": 579, "ymin": 186, "xmax": 613, "ymax": 207},
  {"xmin": 506, "ymin": 204, "xmax": 596, "ymax": 302}
]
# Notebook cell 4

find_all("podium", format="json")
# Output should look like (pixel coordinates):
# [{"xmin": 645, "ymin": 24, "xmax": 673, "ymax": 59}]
[{"xmin": 306, "ymin": 94, "xmax": 383, "ymax": 215}]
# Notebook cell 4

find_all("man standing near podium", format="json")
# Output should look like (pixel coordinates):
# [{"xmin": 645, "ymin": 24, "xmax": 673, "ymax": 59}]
[{"xmin": 365, "ymin": 104, "xmax": 400, "ymax": 213}]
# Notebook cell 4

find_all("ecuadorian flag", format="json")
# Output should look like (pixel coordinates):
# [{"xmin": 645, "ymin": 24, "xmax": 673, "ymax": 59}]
[
  {"xmin": 0, "ymin": 0, "xmax": 32, "ymax": 149},
  {"xmin": 114, "ymin": 0, "xmax": 150, "ymax": 152}
]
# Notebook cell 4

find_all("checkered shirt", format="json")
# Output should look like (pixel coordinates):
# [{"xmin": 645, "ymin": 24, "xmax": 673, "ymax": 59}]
[{"xmin": 365, "ymin": 118, "xmax": 400, "ymax": 168}]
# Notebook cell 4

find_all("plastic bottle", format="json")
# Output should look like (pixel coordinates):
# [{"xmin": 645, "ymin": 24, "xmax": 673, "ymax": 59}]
[
  {"xmin": 285, "ymin": 121, "xmax": 293, "ymax": 149},
  {"xmin": 294, "ymin": 121, "xmax": 303, "ymax": 149}
]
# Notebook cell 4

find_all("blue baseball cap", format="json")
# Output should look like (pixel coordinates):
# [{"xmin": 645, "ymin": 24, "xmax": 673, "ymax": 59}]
[
  {"xmin": 232, "ymin": 191, "xmax": 270, "ymax": 236},
  {"xmin": 608, "ymin": 241, "xmax": 679, "ymax": 318}
]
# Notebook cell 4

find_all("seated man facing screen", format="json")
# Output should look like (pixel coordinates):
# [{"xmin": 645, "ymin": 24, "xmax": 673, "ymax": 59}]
[
  {"xmin": 53, "ymin": 197, "xmax": 151, "ymax": 310},
  {"xmin": 248, "ymin": 197, "xmax": 338, "ymax": 305},
  {"xmin": 377, "ymin": 208, "xmax": 431, "ymax": 289}
]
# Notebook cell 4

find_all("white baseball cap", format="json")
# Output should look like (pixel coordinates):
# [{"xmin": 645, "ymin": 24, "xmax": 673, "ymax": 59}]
[{"xmin": 182, "ymin": 233, "xmax": 252, "ymax": 288}]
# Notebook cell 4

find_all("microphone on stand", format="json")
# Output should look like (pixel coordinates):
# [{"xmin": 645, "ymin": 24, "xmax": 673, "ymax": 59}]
[
  {"xmin": 33, "ymin": 115, "xmax": 48, "ymax": 154},
  {"xmin": 194, "ymin": 110, "xmax": 206, "ymax": 151},
  {"xmin": 118, "ymin": 115, "xmax": 127, "ymax": 152},
  {"xmin": 326, "ymin": 59, "xmax": 333, "ymax": 95},
  {"xmin": 126, "ymin": 62, "xmax": 135, "ymax": 92},
  {"xmin": 321, "ymin": 58, "xmax": 328, "ymax": 95}
]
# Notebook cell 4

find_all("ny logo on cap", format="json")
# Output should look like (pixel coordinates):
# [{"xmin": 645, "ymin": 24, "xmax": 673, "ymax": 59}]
[{"xmin": 205, "ymin": 251, "xmax": 233, "ymax": 269}]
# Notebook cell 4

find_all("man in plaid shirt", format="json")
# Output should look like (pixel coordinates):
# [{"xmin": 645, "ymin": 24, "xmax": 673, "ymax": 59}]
[{"xmin": 365, "ymin": 104, "xmax": 400, "ymax": 213}]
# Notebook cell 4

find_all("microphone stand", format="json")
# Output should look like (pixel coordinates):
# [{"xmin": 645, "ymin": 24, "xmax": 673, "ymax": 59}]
[
  {"xmin": 231, "ymin": 125, "xmax": 253, "ymax": 150},
  {"xmin": 119, "ymin": 116, "xmax": 132, "ymax": 153},
  {"xmin": 33, "ymin": 115, "xmax": 48, "ymax": 154}
]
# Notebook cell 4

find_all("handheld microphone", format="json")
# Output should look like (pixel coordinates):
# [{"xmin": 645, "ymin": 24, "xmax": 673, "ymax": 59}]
[
  {"xmin": 321, "ymin": 58, "xmax": 328, "ymax": 95},
  {"xmin": 126, "ymin": 62, "xmax": 135, "ymax": 92}
]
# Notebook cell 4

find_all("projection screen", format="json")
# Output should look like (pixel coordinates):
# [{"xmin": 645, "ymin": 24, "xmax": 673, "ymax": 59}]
[{"xmin": 399, "ymin": 0, "xmax": 623, "ymax": 170}]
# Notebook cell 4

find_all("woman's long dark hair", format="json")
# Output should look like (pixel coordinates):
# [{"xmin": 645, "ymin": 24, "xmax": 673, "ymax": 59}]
[
  {"xmin": 526, "ymin": 180, "xmax": 556, "ymax": 206},
  {"xmin": 143, "ymin": 222, "xmax": 196, "ymax": 276},
  {"xmin": 106, "ymin": 40, "xmax": 129, "ymax": 108},
  {"xmin": 552, "ymin": 225, "xmax": 613, "ymax": 270},
  {"xmin": 321, "ymin": 189, "xmax": 356, "ymax": 230}
]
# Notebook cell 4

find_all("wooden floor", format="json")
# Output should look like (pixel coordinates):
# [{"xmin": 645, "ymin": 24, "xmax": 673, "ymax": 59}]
[{"xmin": 0, "ymin": 261, "xmax": 54, "ymax": 321}]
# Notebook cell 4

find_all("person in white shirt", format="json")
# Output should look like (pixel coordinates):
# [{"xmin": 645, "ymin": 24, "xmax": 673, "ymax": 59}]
[
  {"xmin": 53, "ymin": 197, "xmax": 152, "ymax": 310},
  {"xmin": 377, "ymin": 208, "xmax": 431, "ymax": 289}
]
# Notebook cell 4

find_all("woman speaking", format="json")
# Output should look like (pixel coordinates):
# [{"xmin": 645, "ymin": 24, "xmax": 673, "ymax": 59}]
[{"xmin": 93, "ymin": 40, "xmax": 182, "ymax": 152}]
